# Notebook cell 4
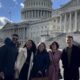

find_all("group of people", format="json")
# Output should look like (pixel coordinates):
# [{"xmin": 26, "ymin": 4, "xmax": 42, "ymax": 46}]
[{"xmin": 0, "ymin": 34, "xmax": 80, "ymax": 80}]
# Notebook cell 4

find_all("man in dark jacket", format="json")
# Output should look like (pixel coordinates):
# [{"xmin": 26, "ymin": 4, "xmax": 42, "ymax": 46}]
[
  {"xmin": 61, "ymin": 35, "xmax": 80, "ymax": 80},
  {"xmin": 0, "ymin": 38, "xmax": 18, "ymax": 80}
]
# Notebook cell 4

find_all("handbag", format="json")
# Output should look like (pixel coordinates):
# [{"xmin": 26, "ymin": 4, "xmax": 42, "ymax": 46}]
[{"xmin": 32, "ymin": 77, "xmax": 48, "ymax": 80}]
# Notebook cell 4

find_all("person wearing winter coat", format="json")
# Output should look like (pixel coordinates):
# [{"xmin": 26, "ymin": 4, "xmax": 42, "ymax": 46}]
[
  {"xmin": 19, "ymin": 40, "xmax": 36, "ymax": 80},
  {"xmin": 0, "ymin": 37, "xmax": 18, "ymax": 80},
  {"xmin": 61, "ymin": 35, "xmax": 80, "ymax": 80},
  {"xmin": 30, "ymin": 42, "xmax": 50, "ymax": 80},
  {"xmin": 48, "ymin": 41, "xmax": 61, "ymax": 80},
  {"xmin": 15, "ymin": 47, "xmax": 27, "ymax": 79}
]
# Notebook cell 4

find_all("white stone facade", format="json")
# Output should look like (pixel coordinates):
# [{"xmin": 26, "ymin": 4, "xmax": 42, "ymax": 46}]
[
  {"xmin": 21, "ymin": 0, "xmax": 52, "ymax": 21},
  {"xmin": 0, "ymin": 0, "xmax": 80, "ymax": 48}
]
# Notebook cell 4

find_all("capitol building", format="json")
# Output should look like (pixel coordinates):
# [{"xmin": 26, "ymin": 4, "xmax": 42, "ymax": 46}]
[{"xmin": 0, "ymin": 0, "xmax": 80, "ymax": 48}]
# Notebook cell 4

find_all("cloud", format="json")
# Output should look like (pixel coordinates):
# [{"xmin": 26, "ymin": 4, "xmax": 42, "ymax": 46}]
[
  {"xmin": 0, "ymin": 17, "xmax": 12, "ymax": 29},
  {"xmin": 13, "ymin": 0, "xmax": 18, "ymax": 5},
  {"xmin": 0, "ymin": 2, "xmax": 2, "ymax": 8},
  {"xmin": 20, "ymin": 3, "xmax": 24, "ymax": 8}
]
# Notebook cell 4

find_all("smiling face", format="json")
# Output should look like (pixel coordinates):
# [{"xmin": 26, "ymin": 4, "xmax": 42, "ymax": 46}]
[
  {"xmin": 38, "ymin": 43, "xmax": 46, "ymax": 52},
  {"xmin": 26, "ymin": 40, "xmax": 32, "ymax": 50},
  {"xmin": 50, "ymin": 42, "xmax": 59, "ymax": 52},
  {"xmin": 51, "ymin": 43, "xmax": 57, "ymax": 50},
  {"xmin": 66, "ymin": 36, "xmax": 73, "ymax": 47},
  {"xmin": 12, "ymin": 35, "xmax": 18, "ymax": 44}
]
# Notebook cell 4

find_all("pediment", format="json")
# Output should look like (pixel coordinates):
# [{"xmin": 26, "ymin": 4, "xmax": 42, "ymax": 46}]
[
  {"xmin": 60, "ymin": 0, "xmax": 80, "ymax": 11},
  {"xmin": 2, "ymin": 22, "xmax": 13, "ymax": 30}
]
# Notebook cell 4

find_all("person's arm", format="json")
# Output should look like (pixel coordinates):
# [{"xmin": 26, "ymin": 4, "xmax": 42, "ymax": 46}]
[
  {"xmin": 0, "ymin": 46, "xmax": 9, "ymax": 79},
  {"xmin": 0, "ymin": 72, "xmax": 5, "ymax": 79},
  {"xmin": 77, "ymin": 46, "xmax": 80, "ymax": 67},
  {"xmin": 61, "ymin": 49, "xmax": 65, "ymax": 68}
]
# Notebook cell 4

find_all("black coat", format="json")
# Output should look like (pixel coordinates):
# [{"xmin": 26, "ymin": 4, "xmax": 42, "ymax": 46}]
[
  {"xmin": 0, "ymin": 38, "xmax": 18, "ymax": 76},
  {"xmin": 61, "ymin": 45, "xmax": 80, "ymax": 69},
  {"xmin": 30, "ymin": 50, "xmax": 50, "ymax": 77}
]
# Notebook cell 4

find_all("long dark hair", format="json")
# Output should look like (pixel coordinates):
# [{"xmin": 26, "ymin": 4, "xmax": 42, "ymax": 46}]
[{"xmin": 23, "ymin": 40, "xmax": 36, "ymax": 53}]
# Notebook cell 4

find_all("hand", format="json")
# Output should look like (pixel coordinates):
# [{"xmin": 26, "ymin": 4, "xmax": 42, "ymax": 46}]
[
  {"xmin": 45, "ymin": 69, "xmax": 47, "ymax": 73},
  {"xmin": 0, "ymin": 72, "xmax": 5, "ymax": 79},
  {"xmin": 38, "ymin": 71, "xmax": 42, "ymax": 75},
  {"xmin": 45, "ymin": 69, "xmax": 48, "ymax": 76}
]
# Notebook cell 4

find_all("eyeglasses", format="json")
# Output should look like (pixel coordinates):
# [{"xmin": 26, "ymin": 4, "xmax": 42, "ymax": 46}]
[{"xmin": 12, "ymin": 37, "xmax": 18, "ymax": 40}]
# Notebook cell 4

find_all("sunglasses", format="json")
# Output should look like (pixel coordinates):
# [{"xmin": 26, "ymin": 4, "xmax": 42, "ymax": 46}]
[{"xmin": 12, "ymin": 38, "xmax": 18, "ymax": 40}]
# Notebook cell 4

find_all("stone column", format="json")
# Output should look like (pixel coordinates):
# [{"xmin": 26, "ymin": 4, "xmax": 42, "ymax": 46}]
[
  {"xmin": 56, "ymin": 17, "xmax": 58, "ymax": 31},
  {"xmin": 28, "ymin": 11, "xmax": 29, "ymax": 18},
  {"xmin": 44, "ymin": 11, "xmax": 46, "ymax": 18},
  {"xmin": 43, "ymin": 11, "xmax": 45, "ymax": 18},
  {"xmin": 32, "ymin": 10, "xmax": 34, "ymax": 18},
  {"xmin": 25, "ymin": 12, "xmax": 26, "ymax": 19},
  {"xmin": 41, "ymin": 10, "xmax": 42, "ymax": 18},
  {"xmin": 74, "ymin": 11, "xmax": 77, "ymax": 32},
  {"xmin": 46, "ymin": 11, "xmax": 48, "ymax": 18},
  {"xmin": 37, "ymin": 10, "xmax": 39, "ymax": 18},
  {"xmin": 28, "ymin": 11, "xmax": 30, "ymax": 18},
  {"xmin": 35, "ymin": 10, "xmax": 36, "ymax": 18},
  {"xmin": 64, "ymin": 14, "xmax": 67, "ymax": 33},
  {"xmin": 69, "ymin": 12, "xmax": 72, "ymax": 32},
  {"xmin": 39, "ymin": 10, "xmax": 40, "ymax": 18},
  {"xmin": 23, "ymin": 28, "xmax": 24, "ymax": 39},
  {"xmin": 23, "ymin": 27, "xmax": 26, "ymax": 42},
  {"xmin": 36, "ymin": 10, "xmax": 37, "ymax": 18},
  {"xmin": 26, "ymin": 12, "xmax": 27, "ymax": 18},
  {"xmin": 60, "ymin": 15, "xmax": 62, "ymax": 32},
  {"xmin": 27, "ymin": 11, "xmax": 28, "ymax": 18},
  {"xmin": 17, "ymin": 28, "xmax": 19, "ymax": 36},
  {"xmin": 34, "ymin": 11, "xmax": 35, "ymax": 18},
  {"xmin": 29, "ymin": 11, "xmax": 31, "ymax": 18},
  {"xmin": 33, "ymin": 10, "xmax": 34, "ymax": 18}
]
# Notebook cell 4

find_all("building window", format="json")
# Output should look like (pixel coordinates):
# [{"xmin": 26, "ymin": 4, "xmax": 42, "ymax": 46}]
[
  {"xmin": 34, "ymin": 2, "xmax": 35, "ymax": 6},
  {"xmin": 54, "ymin": 19, "xmax": 56, "ymax": 22},
  {"xmin": 44, "ymin": 2, "xmax": 45, "ymax": 6},
  {"xmin": 39, "ymin": 2, "xmax": 40, "ymax": 5},
  {"xmin": 45, "ymin": 26, "xmax": 47, "ymax": 28},
  {"xmin": 31, "ymin": 2, "xmax": 32, "ymax": 5},
  {"xmin": 53, "ymin": 25, "xmax": 55, "ymax": 28},
  {"xmin": 58, "ymin": 17, "xmax": 60, "ymax": 23},
  {"xmin": 36, "ymin": 2, "xmax": 38, "ymax": 5},
  {"xmin": 42, "ymin": 2, "xmax": 44, "ymax": 6}
]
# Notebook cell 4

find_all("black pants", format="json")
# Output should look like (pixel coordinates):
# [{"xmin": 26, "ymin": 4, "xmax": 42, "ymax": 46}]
[
  {"xmin": 64, "ymin": 68, "xmax": 79, "ymax": 80},
  {"xmin": 4, "ymin": 75, "xmax": 14, "ymax": 80},
  {"xmin": 19, "ymin": 63, "xmax": 29, "ymax": 80}
]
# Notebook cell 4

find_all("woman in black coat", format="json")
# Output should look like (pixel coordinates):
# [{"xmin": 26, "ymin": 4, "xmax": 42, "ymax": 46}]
[
  {"xmin": 19, "ymin": 40, "xmax": 36, "ymax": 80},
  {"xmin": 30, "ymin": 42, "xmax": 50, "ymax": 79}
]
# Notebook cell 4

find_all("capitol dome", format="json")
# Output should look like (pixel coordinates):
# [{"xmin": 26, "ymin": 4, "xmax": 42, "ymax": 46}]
[{"xmin": 21, "ymin": 0, "xmax": 52, "ymax": 21}]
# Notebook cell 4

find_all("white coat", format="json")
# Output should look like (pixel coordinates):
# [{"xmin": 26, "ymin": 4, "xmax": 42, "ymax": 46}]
[{"xmin": 15, "ymin": 47, "xmax": 27, "ymax": 78}]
